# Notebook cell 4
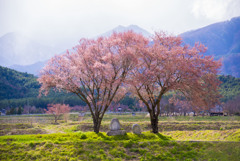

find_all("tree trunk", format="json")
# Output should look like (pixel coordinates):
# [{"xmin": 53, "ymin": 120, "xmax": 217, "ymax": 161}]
[
  {"xmin": 158, "ymin": 103, "xmax": 161, "ymax": 117},
  {"xmin": 150, "ymin": 114, "xmax": 159, "ymax": 133},
  {"xmin": 54, "ymin": 116, "xmax": 57, "ymax": 123},
  {"xmin": 93, "ymin": 117, "xmax": 102, "ymax": 133}
]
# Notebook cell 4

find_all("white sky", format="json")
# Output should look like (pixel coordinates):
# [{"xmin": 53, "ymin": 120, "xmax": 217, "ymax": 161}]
[{"xmin": 0, "ymin": 0, "xmax": 240, "ymax": 47}]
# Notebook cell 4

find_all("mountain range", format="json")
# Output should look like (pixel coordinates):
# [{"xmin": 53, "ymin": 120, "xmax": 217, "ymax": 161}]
[
  {"xmin": 99, "ymin": 25, "xmax": 152, "ymax": 38},
  {"xmin": 0, "ymin": 18, "xmax": 240, "ymax": 77},
  {"xmin": 5, "ymin": 25, "xmax": 153, "ymax": 76},
  {"xmin": 181, "ymin": 17, "xmax": 240, "ymax": 77},
  {"xmin": 9, "ymin": 61, "xmax": 47, "ymax": 76}
]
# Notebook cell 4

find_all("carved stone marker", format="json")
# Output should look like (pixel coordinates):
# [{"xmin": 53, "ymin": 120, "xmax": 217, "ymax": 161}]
[
  {"xmin": 78, "ymin": 112, "xmax": 86, "ymax": 121},
  {"xmin": 110, "ymin": 118, "xmax": 121, "ymax": 131},
  {"xmin": 79, "ymin": 112, "xmax": 86, "ymax": 117},
  {"xmin": 132, "ymin": 124, "xmax": 141, "ymax": 134},
  {"xmin": 107, "ymin": 118, "xmax": 126, "ymax": 136}
]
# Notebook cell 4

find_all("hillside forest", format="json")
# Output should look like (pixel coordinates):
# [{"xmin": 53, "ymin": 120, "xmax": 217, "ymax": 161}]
[{"xmin": 0, "ymin": 65, "xmax": 240, "ymax": 115}]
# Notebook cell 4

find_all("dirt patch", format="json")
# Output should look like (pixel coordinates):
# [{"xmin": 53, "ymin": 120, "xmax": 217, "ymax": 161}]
[
  {"xmin": 0, "ymin": 123, "xmax": 46, "ymax": 136},
  {"xmin": 0, "ymin": 123, "xmax": 33, "ymax": 130},
  {"xmin": 0, "ymin": 128, "xmax": 47, "ymax": 136}
]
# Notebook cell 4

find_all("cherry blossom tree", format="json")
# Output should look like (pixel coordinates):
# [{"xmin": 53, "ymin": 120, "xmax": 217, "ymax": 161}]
[
  {"xmin": 45, "ymin": 104, "xmax": 71, "ymax": 123},
  {"xmin": 38, "ymin": 31, "xmax": 145, "ymax": 133},
  {"xmin": 128, "ymin": 32, "xmax": 222, "ymax": 133},
  {"xmin": 169, "ymin": 96, "xmax": 193, "ymax": 116}
]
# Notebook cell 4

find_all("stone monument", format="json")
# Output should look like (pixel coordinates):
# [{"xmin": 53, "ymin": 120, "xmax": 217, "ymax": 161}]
[
  {"xmin": 132, "ymin": 124, "xmax": 141, "ymax": 134},
  {"xmin": 78, "ymin": 112, "xmax": 85, "ymax": 121},
  {"xmin": 107, "ymin": 118, "xmax": 126, "ymax": 136}
]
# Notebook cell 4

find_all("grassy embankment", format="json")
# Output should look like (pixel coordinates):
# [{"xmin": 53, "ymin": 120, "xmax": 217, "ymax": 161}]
[
  {"xmin": 0, "ymin": 114, "xmax": 240, "ymax": 160},
  {"xmin": 0, "ymin": 131, "xmax": 240, "ymax": 160}
]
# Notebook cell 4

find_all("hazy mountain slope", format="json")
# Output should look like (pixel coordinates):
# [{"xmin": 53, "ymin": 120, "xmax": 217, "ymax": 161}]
[
  {"xmin": 99, "ymin": 25, "xmax": 152, "ymax": 38},
  {"xmin": 9, "ymin": 61, "xmax": 47, "ymax": 76},
  {"xmin": 3, "ymin": 21, "xmax": 240, "ymax": 77},
  {"xmin": 181, "ymin": 17, "xmax": 240, "ymax": 77},
  {"xmin": 0, "ymin": 32, "xmax": 55, "ymax": 66},
  {"xmin": 0, "ymin": 55, "xmax": 11, "ymax": 67},
  {"xmin": 6, "ymin": 25, "xmax": 152, "ymax": 75}
]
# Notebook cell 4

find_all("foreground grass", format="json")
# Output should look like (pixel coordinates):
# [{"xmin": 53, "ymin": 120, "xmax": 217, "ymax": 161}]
[
  {"xmin": 0, "ymin": 132, "xmax": 239, "ymax": 161},
  {"xmin": 0, "ymin": 131, "xmax": 172, "ymax": 143}
]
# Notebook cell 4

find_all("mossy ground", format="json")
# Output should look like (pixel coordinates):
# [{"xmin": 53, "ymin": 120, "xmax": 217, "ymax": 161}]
[
  {"xmin": 0, "ymin": 114, "xmax": 239, "ymax": 160},
  {"xmin": 0, "ymin": 132, "xmax": 240, "ymax": 161}
]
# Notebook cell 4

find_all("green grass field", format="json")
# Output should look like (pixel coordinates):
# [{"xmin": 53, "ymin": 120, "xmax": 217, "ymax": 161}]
[{"xmin": 0, "ymin": 114, "xmax": 240, "ymax": 160}]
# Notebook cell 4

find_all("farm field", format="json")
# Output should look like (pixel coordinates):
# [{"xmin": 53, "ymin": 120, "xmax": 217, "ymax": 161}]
[{"xmin": 0, "ymin": 113, "xmax": 240, "ymax": 160}]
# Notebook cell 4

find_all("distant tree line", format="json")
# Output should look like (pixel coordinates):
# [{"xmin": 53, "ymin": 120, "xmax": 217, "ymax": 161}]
[{"xmin": 1, "ymin": 83, "xmax": 240, "ymax": 116}]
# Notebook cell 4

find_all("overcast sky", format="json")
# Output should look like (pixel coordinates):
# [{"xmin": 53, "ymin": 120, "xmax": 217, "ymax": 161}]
[{"xmin": 0, "ymin": 0, "xmax": 240, "ymax": 47}]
